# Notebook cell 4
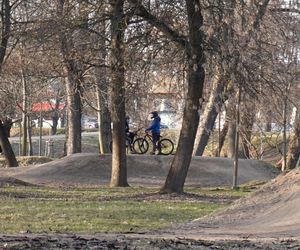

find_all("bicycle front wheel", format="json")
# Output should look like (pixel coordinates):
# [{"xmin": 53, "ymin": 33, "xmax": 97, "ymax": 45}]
[
  {"xmin": 159, "ymin": 138, "xmax": 174, "ymax": 155},
  {"xmin": 133, "ymin": 138, "xmax": 149, "ymax": 154}
]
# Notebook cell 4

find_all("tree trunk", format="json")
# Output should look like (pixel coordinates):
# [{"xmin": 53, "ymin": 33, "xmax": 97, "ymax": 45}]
[
  {"xmin": 96, "ymin": 85, "xmax": 112, "ymax": 154},
  {"xmin": 161, "ymin": 0, "xmax": 205, "ymax": 193},
  {"xmin": 27, "ymin": 116, "xmax": 33, "ymax": 156},
  {"xmin": 21, "ymin": 114, "xmax": 27, "ymax": 156},
  {"xmin": 51, "ymin": 113, "xmax": 59, "ymax": 135},
  {"xmin": 287, "ymin": 108, "xmax": 300, "ymax": 169},
  {"xmin": 56, "ymin": 0, "xmax": 82, "ymax": 155},
  {"xmin": 64, "ymin": 76, "xmax": 82, "ymax": 155},
  {"xmin": 193, "ymin": 65, "xmax": 225, "ymax": 156},
  {"xmin": 0, "ymin": 1, "xmax": 16, "ymax": 166},
  {"xmin": 21, "ymin": 64, "xmax": 28, "ymax": 156},
  {"xmin": 109, "ymin": 0, "xmax": 128, "ymax": 187},
  {"xmin": 51, "ymin": 97, "xmax": 61, "ymax": 135},
  {"xmin": 0, "ymin": 0, "xmax": 10, "ymax": 73},
  {"xmin": 240, "ymin": 98, "xmax": 255, "ymax": 159},
  {"xmin": 265, "ymin": 110, "xmax": 272, "ymax": 132},
  {"xmin": 226, "ymin": 101, "xmax": 236, "ymax": 158},
  {"xmin": 38, "ymin": 113, "xmax": 43, "ymax": 156},
  {"xmin": 0, "ymin": 120, "xmax": 18, "ymax": 167},
  {"xmin": 95, "ymin": 16, "xmax": 111, "ymax": 154},
  {"xmin": 282, "ymin": 94, "xmax": 288, "ymax": 171},
  {"xmin": 213, "ymin": 119, "xmax": 229, "ymax": 157}
]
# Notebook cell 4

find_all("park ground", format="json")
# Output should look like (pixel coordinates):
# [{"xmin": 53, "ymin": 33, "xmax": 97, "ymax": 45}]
[{"xmin": 1, "ymin": 151, "xmax": 300, "ymax": 249}]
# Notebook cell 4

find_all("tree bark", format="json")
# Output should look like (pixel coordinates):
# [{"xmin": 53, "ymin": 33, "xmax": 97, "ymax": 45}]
[
  {"xmin": 95, "ymin": 16, "xmax": 111, "ymax": 154},
  {"xmin": 109, "ymin": 0, "xmax": 128, "ymax": 187},
  {"xmin": 21, "ymin": 62, "xmax": 28, "ymax": 156},
  {"xmin": 64, "ymin": 73, "xmax": 82, "ymax": 155},
  {"xmin": 51, "ymin": 113, "xmax": 59, "ymax": 135},
  {"xmin": 161, "ymin": 0, "xmax": 205, "ymax": 193},
  {"xmin": 240, "ymin": 98, "xmax": 256, "ymax": 158},
  {"xmin": 226, "ymin": 98, "xmax": 236, "ymax": 158},
  {"xmin": 56, "ymin": 0, "xmax": 82, "ymax": 155},
  {"xmin": 96, "ymin": 83, "xmax": 112, "ymax": 154},
  {"xmin": 0, "ymin": 0, "xmax": 10, "ymax": 72},
  {"xmin": 51, "ymin": 97, "xmax": 61, "ymax": 135},
  {"xmin": 213, "ymin": 119, "xmax": 229, "ymax": 157},
  {"xmin": 127, "ymin": 0, "xmax": 205, "ymax": 193},
  {"xmin": 193, "ymin": 65, "xmax": 225, "ymax": 156},
  {"xmin": 287, "ymin": 108, "xmax": 300, "ymax": 169},
  {"xmin": 27, "ymin": 116, "xmax": 33, "ymax": 156},
  {"xmin": 0, "ymin": 0, "xmax": 17, "ymax": 166},
  {"xmin": 265, "ymin": 110, "xmax": 272, "ymax": 132},
  {"xmin": 0, "ymin": 120, "xmax": 18, "ymax": 167}
]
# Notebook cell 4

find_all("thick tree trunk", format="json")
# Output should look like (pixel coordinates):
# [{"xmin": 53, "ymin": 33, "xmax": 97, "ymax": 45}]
[
  {"xmin": 0, "ymin": 1, "xmax": 16, "ymax": 166},
  {"xmin": 65, "ymin": 76, "xmax": 82, "ymax": 155},
  {"xmin": 0, "ymin": 120, "xmax": 18, "ymax": 167},
  {"xmin": 287, "ymin": 108, "xmax": 300, "ymax": 169},
  {"xmin": 161, "ymin": 0, "xmax": 205, "ymax": 193},
  {"xmin": 0, "ymin": 1, "xmax": 17, "ymax": 166},
  {"xmin": 109, "ymin": 0, "xmax": 128, "ymax": 187},
  {"xmin": 193, "ymin": 65, "xmax": 225, "ymax": 156}
]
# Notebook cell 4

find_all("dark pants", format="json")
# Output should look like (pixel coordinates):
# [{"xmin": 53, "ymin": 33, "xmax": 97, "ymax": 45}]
[
  {"xmin": 127, "ymin": 132, "xmax": 135, "ymax": 144},
  {"xmin": 152, "ymin": 132, "xmax": 161, "ymax": 153}
]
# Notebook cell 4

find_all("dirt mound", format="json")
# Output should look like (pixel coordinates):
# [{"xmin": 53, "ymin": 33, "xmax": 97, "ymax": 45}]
[
  {"xmin": 0, "ymin": 153, "xmax": 279, "ymax": 187},
  {"xmin": 0, "ymin": 177, "xmax": 37, "ymax": 187},
  {"xmin": 166, "ymin": 168, "xmax": 300, "ymax": 240}
]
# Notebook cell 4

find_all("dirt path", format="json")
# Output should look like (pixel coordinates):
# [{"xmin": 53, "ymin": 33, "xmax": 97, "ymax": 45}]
[{"xmin": 0, "ymin": 233, "xmax": 299, "ymax": 249}]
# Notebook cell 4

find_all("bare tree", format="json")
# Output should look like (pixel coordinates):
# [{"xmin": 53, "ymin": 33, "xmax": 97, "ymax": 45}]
[
  {"xmin": 127, "ymin": 0, "xmax": 205, "ymax": 193},
  {"xmin": 56, "ymin": 0, "xmax": 83, "ymax": 155},
  {"xmin": 109, "ymin": 0, "xmax": 129, "ymax": 187},
  {"xmin": 0, "ymin": 0, "xmax": 18, "ymax": 167}
]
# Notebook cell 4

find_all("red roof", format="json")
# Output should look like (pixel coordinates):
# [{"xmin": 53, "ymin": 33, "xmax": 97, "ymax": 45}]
[{"xmin": 32, "ymin": 102, "xmax": 65, "ymax": 112}]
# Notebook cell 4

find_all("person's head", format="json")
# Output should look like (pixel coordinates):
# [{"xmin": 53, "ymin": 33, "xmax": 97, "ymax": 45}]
[
  {"xmin": 150, "ymin": 111, "xmax": 158, "ymax": 119},
  {"xmin": 125, "ymin": 115, "xmax": 130, "ymax": 122}
]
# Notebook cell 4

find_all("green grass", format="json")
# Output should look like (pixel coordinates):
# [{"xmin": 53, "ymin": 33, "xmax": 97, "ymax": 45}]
[{"xmin": 0, "ymin": 185, "xmax": 256, "ymax": 234}]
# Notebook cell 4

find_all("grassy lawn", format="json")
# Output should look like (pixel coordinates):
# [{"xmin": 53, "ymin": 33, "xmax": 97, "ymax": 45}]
[{"xmin": 0, "ymin": 185, "xmax": 255, "ymax": 234}]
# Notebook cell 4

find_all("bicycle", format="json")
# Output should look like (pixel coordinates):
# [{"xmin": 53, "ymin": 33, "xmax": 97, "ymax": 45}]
[
  {"xmin": 109, "ymin": 129, "xmax": 143, "ymax": 154},
  {"xmin": 133, "ymin": 132, "xmax": 174, "ymax": 155}
]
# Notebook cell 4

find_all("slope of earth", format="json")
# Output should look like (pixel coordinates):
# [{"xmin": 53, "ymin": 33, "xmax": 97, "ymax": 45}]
[
  {"xmin": 161, "ymin": 168, "xmax": 300, "ymax": 240},
  {"xmin": 0, "ymin": 153, "xmax": 279, "ymax": 187}
]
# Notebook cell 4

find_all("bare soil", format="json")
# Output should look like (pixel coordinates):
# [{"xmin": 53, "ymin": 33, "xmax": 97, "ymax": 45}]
[
  {"xmin": 0, "ymin": 153, "xmax": 278, "ymax": 187},
  {"xmin": 1, "ymin": 153, "xmax": 300, "ymax": 249}
]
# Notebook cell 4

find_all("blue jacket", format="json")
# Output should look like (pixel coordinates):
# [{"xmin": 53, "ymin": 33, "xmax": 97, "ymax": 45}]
[{"xmin": 146, "ymin": 116, "xmax": 161, "ymax": 133}]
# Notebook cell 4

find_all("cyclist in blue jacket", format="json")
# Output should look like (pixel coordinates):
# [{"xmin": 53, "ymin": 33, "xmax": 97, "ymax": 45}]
[{"xmin": 145, "ymin": 111, "xmax": 161, "ymax": 155}]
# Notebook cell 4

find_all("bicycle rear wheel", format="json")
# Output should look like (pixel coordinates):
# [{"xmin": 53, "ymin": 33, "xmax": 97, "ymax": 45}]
[
  {"xmin": 159, "ymin": 138, "xmax": 174, "ymax": 155},
  {"xmin": 109, "ymin": 140, "xmax": 131, "ymax": 154},
  {"xmin": 133, "ymin": 138, "xmax": 149, "ymax": 154}
]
